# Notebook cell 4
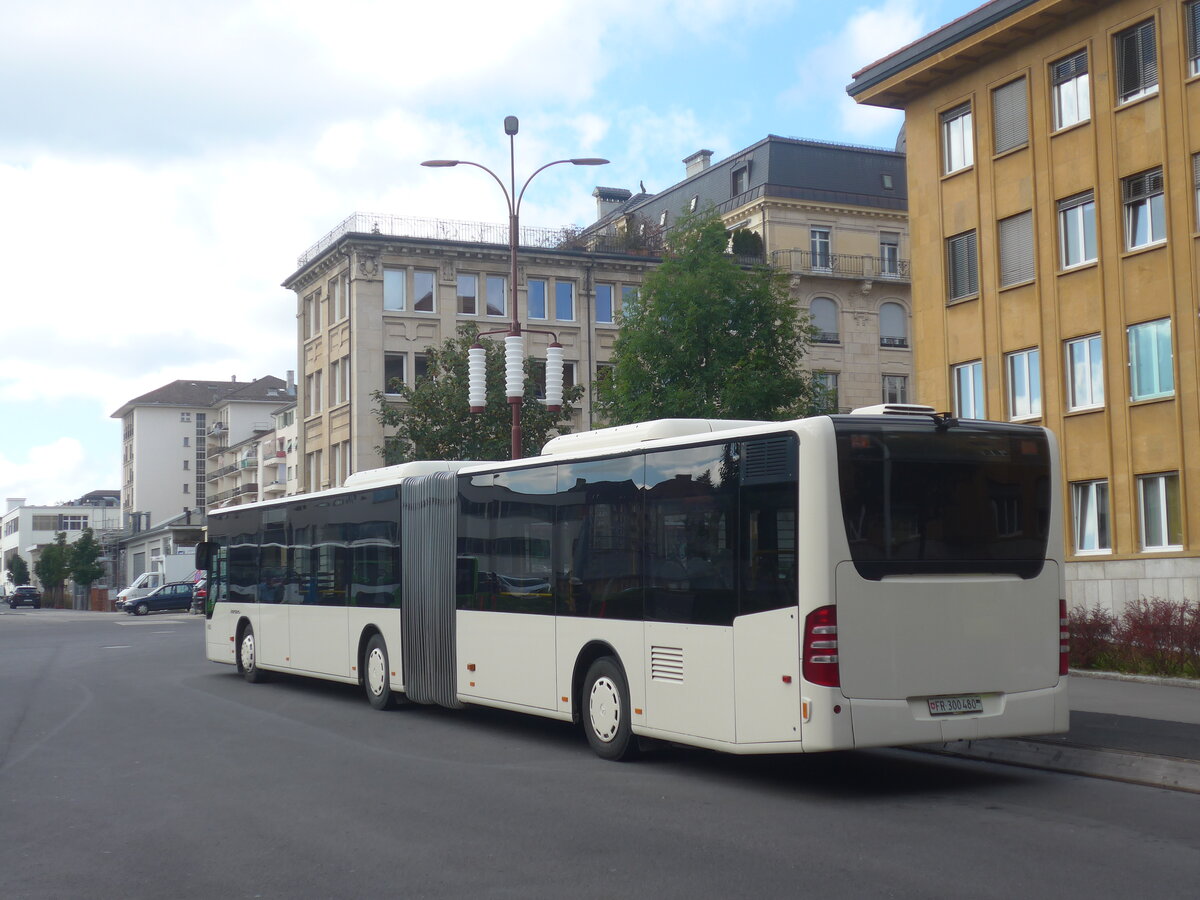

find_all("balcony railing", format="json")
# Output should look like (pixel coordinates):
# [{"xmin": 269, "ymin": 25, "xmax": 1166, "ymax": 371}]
[
  {"xmin": 814, "ymin": 332, "xmax": 840, "ymax": 344},
  {"xmin": 880, "ymin": 336, "xmax": 910, "ymax": 348},
  {"xmin": 772, "ymin": 249, "xmax": 911, "ymax": 281}
]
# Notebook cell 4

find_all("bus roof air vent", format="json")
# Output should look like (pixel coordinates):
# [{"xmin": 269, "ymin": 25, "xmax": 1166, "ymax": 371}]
[
  {"xmin": 541, "ymin": 418, "xmax": 768, "ymax": 456},
  {"xmin": 849, "ymin": 404, "xmax": 937, "ymax": 416}
]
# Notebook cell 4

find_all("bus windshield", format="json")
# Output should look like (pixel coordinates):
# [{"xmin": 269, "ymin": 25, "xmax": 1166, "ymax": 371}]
[{"xmin": 834, "ymin": 419, "xmax": 1051, "ymax": 579}]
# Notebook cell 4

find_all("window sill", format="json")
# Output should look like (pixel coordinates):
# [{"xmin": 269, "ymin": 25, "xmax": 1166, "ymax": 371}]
[
  {"xmin": 1071, "ymin": 549, "xmax": 1112, "ymax": 558},
  {"xmin": 1129, "ymin": 393, "xmax": 1175, "ymax": 406},
  {"xmin": 1140, "ymin": 545, "xmax": 1184, "ymax": 555},
  {"xmin": 1064, "ymin": 404, "xmax": 1105, "ymax": 416},
  {"xmin": 1114, "ymin": 88, "xmax": 1159, "ymax": 111},
  {"xmin": 1122, "ymin": 239, "xmax": 1166, "ymax": 258},
  {"xmin": 991, "ymin": 143, "xmax": 1028, "ymax": 162},
  {"xmin": 1009, "ymin": 414, "xmax": 1042, "ymax": 424},
  {"xmin": 1059, "ymin": 259, "xmax": 1099, "ymax": 276},
  {"xmin": 946, "ymin": 294, "xmax": 979, "ymax": 306},
  {"xmin": 1051, "ymin": 118, "xmax": 1091, "ymax": 137},
  {"xmin": 998, "ymin": 277, "xmax": 1035, "ymax": 293},
  {"xmin": 940, "ymin": 165, "xmax": 975, "ymax": 181}
]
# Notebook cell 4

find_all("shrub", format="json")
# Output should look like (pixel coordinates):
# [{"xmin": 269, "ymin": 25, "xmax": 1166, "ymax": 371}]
[{"xmin": 1070, "ymin": 598, "xmax": 1199, "ymax": 678}]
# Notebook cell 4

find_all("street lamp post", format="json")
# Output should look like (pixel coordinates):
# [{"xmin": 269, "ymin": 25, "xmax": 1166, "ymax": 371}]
[{"xmin": 422, "ymin": 116, "xmax": 607, "ymax": 459}]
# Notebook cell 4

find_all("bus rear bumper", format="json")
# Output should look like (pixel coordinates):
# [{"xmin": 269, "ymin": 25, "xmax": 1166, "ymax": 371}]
[{"xmin": 848, "ymin": 679, "xmax": 1069, "ymax": 750}]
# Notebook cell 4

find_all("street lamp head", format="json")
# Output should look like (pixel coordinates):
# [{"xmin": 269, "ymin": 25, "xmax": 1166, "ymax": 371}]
[
  {"xmin": 504, "ymin": 116, "xmax": 519, "ymax": 136},
  {"xmin": 421, "ymin": 159, "xmax": 460, "ymax": 167},
  {"xmin": 570, "ymin": 158, "xmax": 610, "ymax": 166}
]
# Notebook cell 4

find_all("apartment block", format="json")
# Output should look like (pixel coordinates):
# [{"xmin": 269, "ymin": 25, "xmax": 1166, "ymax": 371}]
[{"xmin": 849, "ymin": 0, "xmax": 1200, "ymax": 609}]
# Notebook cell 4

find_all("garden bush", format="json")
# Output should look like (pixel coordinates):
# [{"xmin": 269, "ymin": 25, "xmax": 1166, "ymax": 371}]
[{"xmin": 1069, "ymin": 598, "xmax": 1200, "ymax": 678}]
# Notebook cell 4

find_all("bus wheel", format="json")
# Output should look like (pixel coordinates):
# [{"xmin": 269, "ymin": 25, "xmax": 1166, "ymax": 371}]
[
  {"xmin": 364, "ymin": 634, "xmax": 394, "ymax": 710},
  {"xmin": 238, "ymin": 624, "xmax": 266, "ymax": 683},
  {"xmin": 583, "ymin": 657, "xmax": 638, "ymax": 761}
]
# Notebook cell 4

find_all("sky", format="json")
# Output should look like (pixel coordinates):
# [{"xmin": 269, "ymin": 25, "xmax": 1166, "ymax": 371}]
[{"xmin": 0, "ymin": 0, "xmax": 982, "ymax": 506}]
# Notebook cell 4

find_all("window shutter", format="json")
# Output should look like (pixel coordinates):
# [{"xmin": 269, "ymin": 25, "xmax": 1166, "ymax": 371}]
[
  {"xmin": 998, "ymin": 211, "xmax": 1035, "ymax": 287},
  {"xmin": 1124, "ymin": 168, "xmax": 1163, "ymax": 203},
  {"xmin": 1052, "ymin": 50, "xmax": 1087, "ymax": 85},
  {"xmin": 992, "ymin": 78, "xmax": 1028, "ymax": 153},
  {"xmin": 946, "ymin": 232, "xmax": 978, "ymax": 300},
  {"xmin": 1188, "ymin": 3, "xmax": 1200, "ymax": 60},
  {"xmin": 1193, "ymin": 153, "xmax": 1200, "ymax": 188},
  {"xmin": 1117, "ymin": 21, "xmax": 1157, "ymax": 100}
]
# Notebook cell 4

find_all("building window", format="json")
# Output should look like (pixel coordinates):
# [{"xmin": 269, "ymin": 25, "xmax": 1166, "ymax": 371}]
[
  {"xmin": 689, "ymin": 195, "xmax": 699, "ymax": 212},
  {"xmin": 732, "ymin": 166, "xmax": 748, "ymax": 195},
  {"xmin": 414, "ymin": 354, "xmax": 430, "ymax": 382},
  {"xmin": 383, "ymin": 353, "xmax": 406, "ymax": 394},
  {"xmin": 1051, "ymin": 49, "xmax": 1090, "ymax": 130},
  {"xmin": 814, "ymin": 372, "xmax": 839, "ymax": 413},
  {"xmin": 457, "ymin": 274, "xmax": 477, "ymax": 315},
  {"xmin": 1005, "ymin": 348, "xmax": 1041, "ymax": 419},
  {"xmin": 183, "ymin": 459, "xmax": 189, "ymax": 471},
  {"xmin": 413, "ymin": 270, "xmax": 435, "ymax": 312},
  {"xmin": 1194, "ymin": 154, "xmax": 1200, "ymax": 229},
  {"xmin": 810, "ymin": 227, "xmax": 831, "ymax": 270},
  {"xmin": 180, "ymin": 412, "xmax": 191, "ymax": 423},
  {"xmin": 528, "ymin": 279, "xmax": 547, "ymax": 319},
  {"xmin": 1128, "ymin": 318, "xmax": 1174, "ymax": 401},
  {"xmin": 1072, "ymin": 480, "xmax": 1111, "ymax": 553},
  {"xmin": 992, "ymin": 77, "xmax": 1028, "ymax": 154},
  {"xmin": 879, "ymin": 232, "xmax": 900, "ymax": 276},
  {"xmin": 998, "ymin": 210, "xmax": 1034, "ymax": 287},
  {"xmin": 183, "ymin": 436, "xmax": 190, "ymax": 447},
  {"xmin": 946, "ymin": 230, "xmax": 979, "ymax": 301},
  {"xmin": 595, "ymin": 284, "xmax": 614, "ymax": 324},
  {"xmin": 882, "ymin": 374, "xmax": 908, "ymax": 404},
  {"xmin": 1059, "ymin": 191, "xmax": 1097, "ymax": 269},
  {"xmin": 384, "ymin": 269, "xmax": 405, "ymax": 311},
  {"xmin": 532, "ymin": 359, "xmax": 576, "ymax": 400},
  {"xmin": 304, "ymin": 292, "xmax": 321, "ymax": 339},
  {"xmin": 1065, "ymin": 334, "xmax": 1104, "ymax": 410},
  {"xmin": 659, "ymin": 211, "xmax": 668, "ymax": 227},
  {"xmin": 1138, "ymin": 472, "xmax": 1182, "ymax": 550},
  {"xmin": 330, "ymin": 355, "xmax": 350, "ymax": 405},
  {"xmin": 879, "ymin": 302, "xmax": 908, "ymax": 348},
  {"xmin": 1188, "ymin": 2, "xmax": 1200, "ymax": 76},
  {"xmin": 953, "ymin": 361, "xmax": 984, "ymax": 418},
  {"xmin": 183, "ymin": 483, "xmax": 190, "ymax": 494},
  {"xmin": 486, "ymin": 275, "xmax": 506, "ymax": 317},
  {"xmin": 881, "ymin": 173, "xmax": 894, "ymax": 190},
  {"xmin": 621, "ymin": 285, "xmax": 638, "ymax": 318},
  {"xmin": 1115, "ymin": 19, "xmax": 1158, "ymax": 104},
  {"xmin": 1123, "ymin": 168, "xmax": 1165, "ymax": 250},
  {"xmin": 555, "ymin": 281, "xmax": 575, "ymax": 320},
  {"xmin": 941, "ymin": 103, "xmax": 973, "ymax": 174},
  {"xmin": 809, "ymin": 298, "xmax": 839, "ymax": 344}
]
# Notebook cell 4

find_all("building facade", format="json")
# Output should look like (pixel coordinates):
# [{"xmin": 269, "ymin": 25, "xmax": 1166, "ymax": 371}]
[
  {"xmin": 283, "ymin": 217, "xmax": 660, "ymax": 493},
  {"xmin": 849, "ymin": 0, "xmax": 1200, "ymax": 609},
  {"xmin": 606, "ymin": 136, "xmax": 915, "ymax": 412},
  {"xmin": 2, "ymin": 492, "xmax": 122, "ymax": 602},
  {"xmin": 206, "ymin": 401, "xmax": 299, "ymax": 509}
]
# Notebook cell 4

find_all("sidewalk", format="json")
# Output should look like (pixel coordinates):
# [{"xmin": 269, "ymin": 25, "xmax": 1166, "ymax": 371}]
[{"xmin": 915, "ymin": 671, "xmax": 1200, "ymax": 792}]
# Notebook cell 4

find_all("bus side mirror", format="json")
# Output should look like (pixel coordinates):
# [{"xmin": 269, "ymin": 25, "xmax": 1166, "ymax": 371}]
[{"xmin": 195, "ymin": 541, "xmax": 216, "ymax": 570}]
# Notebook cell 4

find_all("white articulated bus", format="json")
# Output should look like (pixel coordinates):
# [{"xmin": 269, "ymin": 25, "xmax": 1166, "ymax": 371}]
[{"xmin": 199, "ymin": 406, "xmax": 1068, "ymax": 760}]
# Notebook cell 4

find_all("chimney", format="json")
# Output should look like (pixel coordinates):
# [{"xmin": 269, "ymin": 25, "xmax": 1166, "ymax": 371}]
[
  {"xmin": 592, "ymin": 186, "xmax": 632, "ymax": 223},
  {"xmin": 684, "ymin": 149, "xmax": 713, "ymax": 178}
]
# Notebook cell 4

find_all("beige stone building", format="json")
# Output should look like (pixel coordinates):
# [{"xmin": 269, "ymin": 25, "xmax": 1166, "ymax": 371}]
[
  {"xmin": 282, "ymin": 216, "xmax": 660, "ymax": 492},
  {"xmin": 849, "ymin": 0, "xmax": 1200, "ymax": 609},
  {"xmin": 598, "ymin": 137, "xmax": 915, "ymax": 412}
]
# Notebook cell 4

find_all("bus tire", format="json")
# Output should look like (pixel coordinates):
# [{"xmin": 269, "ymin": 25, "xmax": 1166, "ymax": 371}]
[
  {"xmin": 364, "ymin": 634, "xmax": 394, "ymax": 710},
  {"xmin": 583, "ymin": 656, "xmax": 638, "ymax": 761},
  {"xmin": 238, "ymin": 623, "xmax": 266, "ymax": 683}
]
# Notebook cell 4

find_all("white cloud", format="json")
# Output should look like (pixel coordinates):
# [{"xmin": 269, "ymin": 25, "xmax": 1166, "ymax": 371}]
[
  {"xmin": 0, "ymin": 437, "xmax": 105, "ymax": 506},
  {"xmin": 782, "ymin": 0, "xmax": 929, "ymax": 145}
]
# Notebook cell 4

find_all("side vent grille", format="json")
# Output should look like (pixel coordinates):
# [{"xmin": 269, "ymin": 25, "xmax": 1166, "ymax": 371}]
[
  {"xmin": 741, "ymin": 435, "xmax": 796, "ymax": 484},
  {"xmin": 651, "ymin": 646, "xmax": 684, "ymax": 683}
]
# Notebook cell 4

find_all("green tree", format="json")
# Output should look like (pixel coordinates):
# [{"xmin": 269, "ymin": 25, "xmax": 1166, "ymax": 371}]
[
  {"xmin": 371, "ymin": 324, "xmax": 584, "ymax": 463},
  {"xmin": 595, "ymin": 211, "xmax": 825, "ymax": 425},
  {"xmin": 69, "ymin": 527, "xmax": 106, "ymax": 597},
  {"xmin": 33, "ymin": 533, "xmax": 71, "ymax": 608},
  {"xmin": 7, "ymin": 553, "xmax": 30, "ymax": 586}
]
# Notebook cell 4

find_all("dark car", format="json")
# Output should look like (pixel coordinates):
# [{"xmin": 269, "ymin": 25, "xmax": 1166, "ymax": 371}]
[
  {"xmin": 126, "ymin": 581, "xmax": 194, "ymax": 616},
  {"xmin": 9, "ymin": 586, "xmax": 42, "ymax": 609}
]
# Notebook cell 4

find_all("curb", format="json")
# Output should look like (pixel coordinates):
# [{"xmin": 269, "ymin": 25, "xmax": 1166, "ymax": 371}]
[{"xmin": 910, "ymin": 738, "xmax": 1200, "ymax": 794}]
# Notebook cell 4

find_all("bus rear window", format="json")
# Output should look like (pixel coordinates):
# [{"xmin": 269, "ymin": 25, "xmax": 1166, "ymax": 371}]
[{"xmin": 834, "ymin": 420, "xmax": 1051, "ymax": 579}]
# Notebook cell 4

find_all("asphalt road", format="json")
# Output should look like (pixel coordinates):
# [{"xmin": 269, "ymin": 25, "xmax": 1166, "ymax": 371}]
[{"xmin": 2, "ymin": 610, "xmax": 1199, "ymax": 899}]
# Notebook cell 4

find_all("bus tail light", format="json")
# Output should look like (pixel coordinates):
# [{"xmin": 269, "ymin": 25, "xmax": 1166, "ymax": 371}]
[
  {"xmin": 1059, "ymin": 598, "xmax": 1069, "ymax": 676},
  {"xmin": 803, "ymin": 605, "xmax": 840, "ymax": 688}
]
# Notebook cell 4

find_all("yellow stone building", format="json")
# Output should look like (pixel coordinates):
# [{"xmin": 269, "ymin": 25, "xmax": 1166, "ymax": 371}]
[{"xmin": 849, "ymin": 0, "xmax": 1200, "ymax": 609}]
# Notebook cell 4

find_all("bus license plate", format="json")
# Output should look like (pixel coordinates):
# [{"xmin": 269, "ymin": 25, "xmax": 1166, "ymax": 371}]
[{"xmin": 927, "ymin": 695, "xmax": 983, "ymax": 716}]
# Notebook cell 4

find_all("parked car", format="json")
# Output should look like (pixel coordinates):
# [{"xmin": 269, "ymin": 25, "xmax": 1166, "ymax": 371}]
[
  {"xmin": 9, "ymin": 585, "xmax": 41, "ymax": 609},
  {"xmin": 125, "ymin": 581, "xmax": 194, "ymax": 616}
]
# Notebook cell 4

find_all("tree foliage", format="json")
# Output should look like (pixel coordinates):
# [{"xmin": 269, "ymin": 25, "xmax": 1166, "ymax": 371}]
[
  {"xmin": 595, "ymin": 211, "xmax": 825, "ymax": 425},
  {"xmin": 69, "ymin": 528, "xmax": 106, "ymax": 592},
  {"xmin": 33, "ymin": 533, "xmax": 70, "ymax": 605},
  {"xmin": 6, "ymin": 553, "xmax": 30, "ymax": 586},
  {"xmin": 372, "ymin": 324, "xmax": 584, "ymax": 464}
]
